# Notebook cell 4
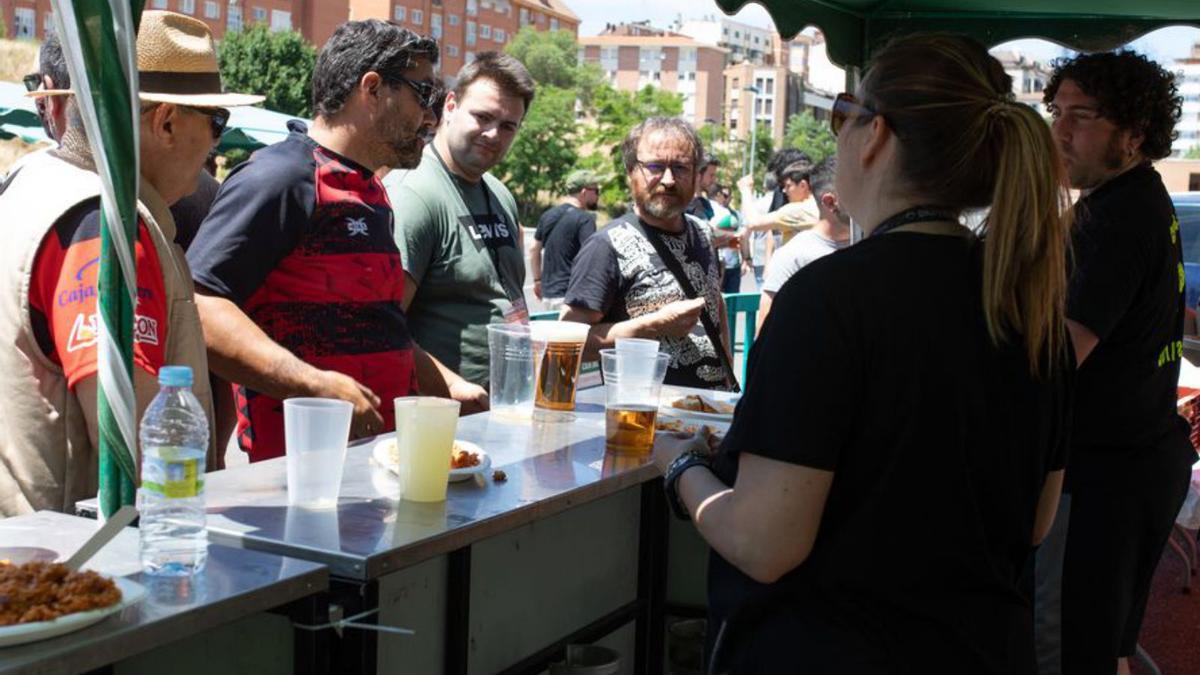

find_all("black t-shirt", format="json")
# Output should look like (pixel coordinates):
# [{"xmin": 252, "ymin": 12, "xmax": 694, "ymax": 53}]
[
  {"xmin": 1067, "ymin": 163, "xmax": 1186, "ymax": 450},
  {"xmin": 708, "ymin": 233, "xmax": 1072, "ymax": 673},
  {"xmin": 533, "ymin": 202, "xmax": 596, "ymax": 297}
]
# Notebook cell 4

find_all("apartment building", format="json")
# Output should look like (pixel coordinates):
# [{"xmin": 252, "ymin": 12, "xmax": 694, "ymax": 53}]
[
  {"xmin": 991, "ymin": 49, "xmax": 1054, "ymax": 115},
  {"xmin": 679, "ymin": 15, "xmax": 777, "ymax": 66},
  {"xmin": 724, "ymin": 62, "xmax": 803, "ymax": 146},
  {"xmin": 1174, "ymin": 41, "xmax": 1200, "ymax": 157},
  {"xmin": 579, "ymin": 30, "xmax": 727, "ymax": 127}
]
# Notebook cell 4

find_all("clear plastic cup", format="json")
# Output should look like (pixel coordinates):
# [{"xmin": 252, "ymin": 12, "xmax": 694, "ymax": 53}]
[
  {"xmin": 284, "ymin": 398, "xmax": 353, "ymax": 509},
  {"xmin": 600, "ymin": 349, "xmax": 670, "ymax": 455},
  {"xmin": 530, "ymin": 321, "xmax": 592, "ymax": 420},
  {"xmin": 615, "ymin": 337, "xmax": 661, "ymax": 356},
  {"xmin": 487, "ymin": 324, "xmax": 536, "ymax": 422},
  {"xmin": 614, "ymin": 337, "xmax": 662, "ymax": 384},
  {"xmin": 394, "ymin": 397, "xmax": 461, "ymax": 502}
]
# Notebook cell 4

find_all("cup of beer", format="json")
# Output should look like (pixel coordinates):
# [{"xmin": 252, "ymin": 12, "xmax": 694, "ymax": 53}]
[
  {"xmin": 394, "ymin": 397, "xmax": 461, "ymax": 502},
  {"xmin": 600, "ymin": 348, "xmax": 670, "ymax": 455},
  {"xmin": 530, "ymin": 321, "xmax": 592, "ymax": 421}
]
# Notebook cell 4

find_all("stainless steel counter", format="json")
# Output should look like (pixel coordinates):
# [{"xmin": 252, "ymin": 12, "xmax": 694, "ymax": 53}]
[
  {"xmin": 198, "ymin": 386, "xmax": 662, "ymax": 580},
  {"xmin": 0, "ymin": 511, "xmax": 328, "ymax": 675}
]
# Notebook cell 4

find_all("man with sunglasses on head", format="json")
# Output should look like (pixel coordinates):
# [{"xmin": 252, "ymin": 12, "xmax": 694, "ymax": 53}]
[
  {"xmin": 562, "ymin": 117, "xmax": 737, "ymax": 391},
  {"xmin": 187, "ymin": 20, "xmax": 486, "ymax": 463},
  {"xmin": 0, "ymin": 35, "xmax": 72, "ymax": 195},
  {"xmin": 0, "ymin": 11, "xmax": 261, "ymax": 515},
  {"xmin": 387, "ymin": 52, "xmax": 535, "ymax": 389}
]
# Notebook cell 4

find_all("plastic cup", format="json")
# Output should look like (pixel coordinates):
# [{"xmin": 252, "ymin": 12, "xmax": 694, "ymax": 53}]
[
  {"xmin": 530, "ymin": 321, "xmax": 592, "ymax": 421},
  {"xmin": 487, "ymin": 323, "xmax": 536, "ymax": 422},
  {"xmin": 284, "ymin": 398, "xmax": 353, "ymax": 509},
  {"xmin": 394, "ymin": 397, "xmax": 461, "ymax": 502},
  {"xmin": 614, "ymin": 337, "xmax": 661, "ymax": 384},
  {"xmin": 600, "ymin": 349, "xmax": 670, "ymax": 455}
]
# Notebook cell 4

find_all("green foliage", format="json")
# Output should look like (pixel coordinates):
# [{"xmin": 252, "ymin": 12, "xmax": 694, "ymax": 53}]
[
  {"xmin": 0, "ymin": 14, "xmax": 7, "ymax": 40},
  {"xmin": 1187, "ymin": 145, "xmax": 1200, "ymax": 160},
  {"xmin": 783, "ymin": 110, "xmax": 836, "ymax": 165},
  {"xmin": 217, "ymin": 24, "xmax": 316, "ymax": 117},
  {"xmin": 494, "ymin": 86, "xmax": 580, "ymax": 225},
  {"xmin": 505, "ymin": 27, "xmax": 579, "ymax": 89},
  {"xmin": 584, "ymin": 84, "xmax": 685, "ymax": 215}
]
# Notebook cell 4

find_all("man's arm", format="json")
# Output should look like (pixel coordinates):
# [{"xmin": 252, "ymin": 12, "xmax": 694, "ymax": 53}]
[
  {"xmin": 562, "ymin": 298, "xmax": 706, "ymax": 361},
  {"xmin": 412, "ymin": 345, "xmax": 489, "ymax": 414},
  {"xmin": 529, "ymin": 239, "xmax": 544, "ymax": 300},
  {"xmin": 195, "ymin": 290, "xmax": 384, "ymax": 438},
  {"xmin": 756, "ymin": 291, "xmax": 775, "ymax": 333}
]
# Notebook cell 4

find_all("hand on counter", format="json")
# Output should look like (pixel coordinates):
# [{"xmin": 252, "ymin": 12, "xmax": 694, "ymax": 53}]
[
  {"xmin": 315, "ymin": 370, "xmax": 384, "ymax": 439},
  {"xmin": 450, "ymin": 379, "xmax": 490, "ymax": 416}
]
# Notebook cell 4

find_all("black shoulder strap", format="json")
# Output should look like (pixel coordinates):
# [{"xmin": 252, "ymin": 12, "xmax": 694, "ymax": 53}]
[{"xmin": 630, "ymin": 215, "xmax": 740, "ymax": 392}]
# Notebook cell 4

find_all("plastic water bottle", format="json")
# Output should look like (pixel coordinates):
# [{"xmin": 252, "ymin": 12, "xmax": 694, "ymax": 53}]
[{"xmin": 138, "ymin": 366, "xmax": 209, "ymax": 576}]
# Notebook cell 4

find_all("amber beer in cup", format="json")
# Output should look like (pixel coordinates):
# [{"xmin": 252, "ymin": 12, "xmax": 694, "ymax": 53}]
[
  {"xmin": 600, "ymin": 348, "xmax": 670, "ymax": 455},
  {"xmin": 530, "ymin": 321, "xmax": 592, "ymax": 418}
]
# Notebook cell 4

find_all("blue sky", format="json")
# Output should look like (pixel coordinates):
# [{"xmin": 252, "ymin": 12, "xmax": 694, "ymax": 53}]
[{"xmin": 572, "ymin": 1, "xmax": 1200, "ymax": 67}]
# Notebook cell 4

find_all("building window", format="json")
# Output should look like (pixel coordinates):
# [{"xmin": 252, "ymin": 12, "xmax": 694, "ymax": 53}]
[
  {"xmin": 765, "ymin": 78, "xmax": 774, "ymax": 95},
  {"xmin": 549, "ymin": 17, "xmax": 558, "ymax": 31},
  {"xmin": 252, "ymin": 7, "xmax": 267, "ymax": 23},
  {"xmin": 466, "ymin": 0, "xmax": 477, "ymax": 15},
  {"xmin": 494, "ymin": 28, "xmax": 505, "ymax": 42},
  {"xmin": 412, "ymin": 9, "xmax": 423, "ymax": 24},
  {"xmin": 393, "ymin": 5, "xmax": 405, "ymax": 21},
  {"xmin": 13, "ymin": 8, "xmax": 35, "ymax": 38},
  {"xmin": 431, "ymin": 14, "xmax": 442, "ymax": 39},
  {"xmin": 466, "ymin": 51, "xmax": 476, "ymax": 63},
  {"xmin": 179, "ymin": 0, "xmax": 195, "ymax": 14},
  {"xmin": 204, "ymin": 1, "xmax": 219, "ymax": 19},
  {"xmin": 227, "ymin": 4, "xmax": 243, "ymax": 31},
  {"xmin": 447, "ymin": 45, "xmax": 459, "ymax": 57},
  {"xmin": 519, "ymin": 8, "xmax": 529, "ymax": 25},
  {"xmin": 270, "ymin": 10, "xmax": 291, "ymax": 31},
  {"xmin": 448, "ymin": 14, "xmax": 459, "ymax": 25},
  {"xmin": 480, "ymin": 24, "xmax": 491, "ymax": 39},
  {"xmin": 152, "ymin": 0, "xmax": 168, "ymax": 8},
  {"xmin": 466, "ymin": 21, "xmax": 476, "ymax": 45}
]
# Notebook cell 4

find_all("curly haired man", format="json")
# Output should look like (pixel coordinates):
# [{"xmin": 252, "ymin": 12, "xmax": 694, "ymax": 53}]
[{"xmin": 1034, "ymin": 50, "xmax": 1193, "ymax": 675}]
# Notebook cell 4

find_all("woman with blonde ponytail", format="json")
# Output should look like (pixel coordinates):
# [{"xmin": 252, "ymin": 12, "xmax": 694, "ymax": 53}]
[{"xmin": 651, "ymin": 33, "xmax": 1073, "ymax": 674}]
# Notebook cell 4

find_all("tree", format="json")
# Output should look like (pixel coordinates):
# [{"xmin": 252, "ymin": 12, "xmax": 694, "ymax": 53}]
[
  {"xmin": 1187, "ymin": 145, "xmax": 1200, "ymax": 160},
  {"xmin": 217, "ymin": 25, "xmax": 316, "ymax": 117},
  {"xmin": 494, "ymin": 86, "xmax": 579, "ymax": 225},
  {"xmin": 783, "ymin": 110, "xmax": 836, "ymax": 165}
]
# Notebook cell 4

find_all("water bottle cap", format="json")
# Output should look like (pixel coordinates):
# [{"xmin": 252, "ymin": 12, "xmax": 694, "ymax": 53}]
[{"xmin": 158, "ymin": 366, "xmax": 193, "ymax": 387}]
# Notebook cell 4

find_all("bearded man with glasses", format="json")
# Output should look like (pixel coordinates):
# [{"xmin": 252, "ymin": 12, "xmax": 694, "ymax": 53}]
[
  {"xmin": 562, "ymin": 117, "xmax": 739, "ymax": 391},
  {"xmin": 187, "ymin": 19, "xmax": 485, "ymax": 463}
]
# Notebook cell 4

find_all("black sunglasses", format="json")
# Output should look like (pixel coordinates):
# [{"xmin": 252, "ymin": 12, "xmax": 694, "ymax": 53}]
[
  {"xmin": 181, "ymin": 105, "xmax": 231, "ymax": 140},
  {"xmin": 23, "ymin": 73, "xmax": 42, "ymax": 93},
  {"xmin": 831, "ymin": 92, "xmax": 878, "ymax": 137},
  {"xmin": 390, "ymin": 75, "xmax": 442, "ymax": 111}
]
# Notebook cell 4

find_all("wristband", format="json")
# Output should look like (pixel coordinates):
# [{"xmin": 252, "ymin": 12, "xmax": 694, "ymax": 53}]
[{"xmin": 663, "ymin": 448, "xmax": 711, "ymax": 520}]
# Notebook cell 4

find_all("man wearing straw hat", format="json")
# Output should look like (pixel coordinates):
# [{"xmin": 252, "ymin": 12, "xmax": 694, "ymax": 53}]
[
  {"xmin": 188, "ymin": 20, "xmax": 487, "ymax": 463},
  {"xmin": 0, "ymin": 10, "xmax": 263, "ymax": 516}
]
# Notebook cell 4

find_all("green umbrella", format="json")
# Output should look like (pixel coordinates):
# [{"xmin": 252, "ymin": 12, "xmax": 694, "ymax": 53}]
[{"xmin": 52, "ymin": 0, "xmax": 146, "ymax": 518}]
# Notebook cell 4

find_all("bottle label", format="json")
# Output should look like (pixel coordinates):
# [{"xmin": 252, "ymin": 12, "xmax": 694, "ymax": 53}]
[{"xmin": 142, "ymin": 447, "xmax": 204, "ymax": 499}]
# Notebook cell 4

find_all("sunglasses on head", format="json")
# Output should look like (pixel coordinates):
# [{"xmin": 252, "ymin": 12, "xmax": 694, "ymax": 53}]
[
  {"xmin": 830, "ymin": 92, "xmax": 879, "ymax": 137},
  {"xmin": 23, "ymin": 73, "xmax": 42, "ymax": 93}
]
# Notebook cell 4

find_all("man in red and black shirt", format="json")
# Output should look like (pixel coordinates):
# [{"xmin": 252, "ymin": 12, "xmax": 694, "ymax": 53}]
[{"xmin": 188, "ymin": 20, "xmax": 486, "ymax": 462}]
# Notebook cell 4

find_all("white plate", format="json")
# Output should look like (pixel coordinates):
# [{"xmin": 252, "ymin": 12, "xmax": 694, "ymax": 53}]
[
  {"xmin": 0, "ymin": 575, "xmax": 146, "ymax": 648},
  {"xmin": 658, "ymin": 391, "xmax": 740, "ymax": 423},
  {"xmin": 372, "ymin": 439, "xmax": 492, "ymax": 483}
]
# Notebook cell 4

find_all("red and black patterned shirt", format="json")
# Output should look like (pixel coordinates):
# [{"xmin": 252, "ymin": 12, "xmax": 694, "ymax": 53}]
[{"xmin": 188, "ymin": 121, "xmax": 416, "ymax": 461}]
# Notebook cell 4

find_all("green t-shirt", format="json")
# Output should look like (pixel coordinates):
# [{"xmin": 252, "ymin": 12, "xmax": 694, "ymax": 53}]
[{"xmin": 385, "ymin": 145, "xmax": 525, "ymax": 387}]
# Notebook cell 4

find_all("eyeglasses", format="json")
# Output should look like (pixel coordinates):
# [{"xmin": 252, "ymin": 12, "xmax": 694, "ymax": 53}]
[
  {"xmin": 390, "ymin": 75, "xmax": 442, "ymax": 111},
  {"xmin": 636, "ymin": 160, "xmax": 694, "ymax": 182},
  {"xmin": 23, "ymin": 73, "xmax": 42, "ymax": 93},
  {"xmin": 181, "ymin": 105, "xmax": 231, "ymax": 140},
  {"xmin": 831, "ymin": 92, "xmax": 878, "ymax": 137}
]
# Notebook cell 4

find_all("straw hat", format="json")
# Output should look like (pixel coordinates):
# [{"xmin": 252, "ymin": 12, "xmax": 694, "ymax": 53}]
[{"xmin": 29, "ymin": 11, "xmax": 264, "ymax": 107}]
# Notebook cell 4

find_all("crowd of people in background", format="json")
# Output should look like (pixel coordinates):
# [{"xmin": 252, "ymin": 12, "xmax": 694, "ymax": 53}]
[{"xmin": 0, "ymin": 10, "xmax": 1194, "ymax": 675}]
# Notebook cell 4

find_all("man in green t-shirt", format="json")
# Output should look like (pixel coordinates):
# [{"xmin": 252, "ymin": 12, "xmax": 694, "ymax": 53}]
[{"xmin": 386, "ymin": 52, "xmax": 534, "ymax": 388}]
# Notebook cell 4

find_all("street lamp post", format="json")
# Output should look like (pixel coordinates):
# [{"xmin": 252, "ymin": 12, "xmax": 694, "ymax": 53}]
[{"xmin": 743, "ymin": 85, "xmax": 761, "ymax": 180}]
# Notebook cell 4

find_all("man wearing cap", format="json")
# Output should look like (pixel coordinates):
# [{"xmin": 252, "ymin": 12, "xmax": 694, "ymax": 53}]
[
  {"xmin": 0, "ymin": 10, "xmax": 261, "ymax": 516},
  {"xmin": 188, "ymin": 20, "xmax": 487, "ymax": 463},
  {"xmin": 530, "ymin": 169, "xmax": 600, "ymax": 311},
  {"xmin": 386, "ymin": 52, "xmax": 536, "ymax": 389}
]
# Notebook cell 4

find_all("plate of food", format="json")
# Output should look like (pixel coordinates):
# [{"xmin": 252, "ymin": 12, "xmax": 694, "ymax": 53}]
[
  {"xmin": 372, "ymin": 438, "xmax": 492, "ymax": 482},
  {"xmin": 659, "ymin": 392, "xmax": 740, "ymax": 423},
  {"xmin": 0, "ymin": 561, "xmax": 146, "ymax": 648},
  {"xmin": 655, "ymin": 418, "xmax": 727, "ymax": 452}
]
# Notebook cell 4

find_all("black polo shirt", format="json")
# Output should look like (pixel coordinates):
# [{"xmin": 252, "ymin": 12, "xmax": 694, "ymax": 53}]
[{"xmin": 1068, "ymin": 163, "xmax": 1185, "ymax": 450}]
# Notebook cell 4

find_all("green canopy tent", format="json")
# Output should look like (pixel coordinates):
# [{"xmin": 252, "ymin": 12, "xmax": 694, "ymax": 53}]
[{"xmin": 716, "ymin": 0, "xmax": 1200, "ymax": 71}]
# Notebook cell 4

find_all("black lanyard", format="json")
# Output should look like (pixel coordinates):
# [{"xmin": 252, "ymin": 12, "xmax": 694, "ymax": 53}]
[
  {"xmin": 431, "ymin": 146, "xmax": 520, "ymax": 300},
  {"xmin": 869, "ymin": 206, "xmax": 958, "ymax": 238}
]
